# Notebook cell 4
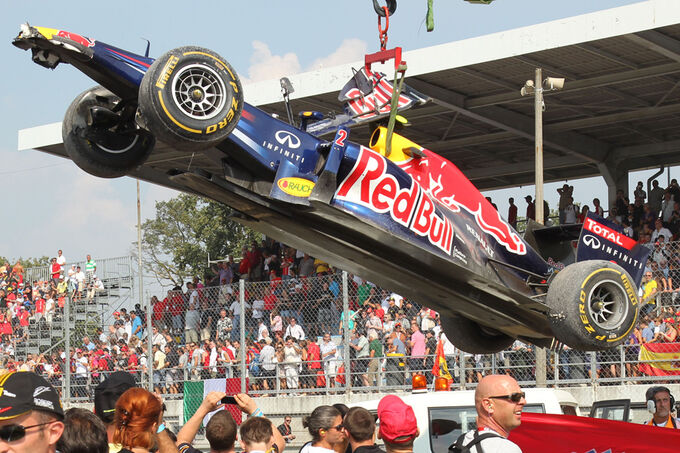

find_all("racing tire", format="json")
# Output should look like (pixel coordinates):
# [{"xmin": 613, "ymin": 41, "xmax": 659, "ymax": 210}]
[
  {"xmin": 545, "ymin": 260, "xmax": 639, "ymax": 350},
  {"xmin": 138, "ymin": 46, "xmax": 243, "ymax": 151},
  {"xmin": 441, "ymin": 315, "xmax": 515, "ymax": 354},
  {"xmin": 62, "ymin": 86, "xmax": 155, "ymax": 178}
]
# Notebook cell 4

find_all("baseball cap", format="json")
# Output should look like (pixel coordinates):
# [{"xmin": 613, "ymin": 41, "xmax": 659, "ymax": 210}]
[
  {"xmin": 377, "ymin": 395, "xmax": 418, "ymax": 444},
  {"xmin": 0, "ymin": 371, "xmax": 64, "ymax": 420},
  {"xmin": 94, "ymin": 371, "xmax": 136, "ymax": 423}
]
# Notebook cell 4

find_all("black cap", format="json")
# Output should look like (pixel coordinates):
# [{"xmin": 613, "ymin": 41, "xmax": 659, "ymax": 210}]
[
  {"xmin": 94, "ymin": 371, "xmax": 136, "ymax": 423},
  {"xmin": 0, "ymin": 371, "xmax": 64, "ymax": 420}
]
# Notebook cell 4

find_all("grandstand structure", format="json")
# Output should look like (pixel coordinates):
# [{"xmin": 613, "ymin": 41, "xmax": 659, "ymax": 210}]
[{"xmin": 16, "ymin": 255, "xmax": 135, "ymax": 359}]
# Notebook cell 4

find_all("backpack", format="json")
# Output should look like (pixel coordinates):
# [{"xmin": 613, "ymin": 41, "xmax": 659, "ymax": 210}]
[{"xmin": 449, "ymin": 430, "xmax": 501, "ymax": 453}]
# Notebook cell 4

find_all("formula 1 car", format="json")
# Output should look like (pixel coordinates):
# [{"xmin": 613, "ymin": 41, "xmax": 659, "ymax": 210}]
[{"xmin": 14, "ymin": 24, "xmax": 652, "ymax": 352}]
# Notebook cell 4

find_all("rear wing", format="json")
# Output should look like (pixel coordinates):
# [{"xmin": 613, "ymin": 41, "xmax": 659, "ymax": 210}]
[{"xmin": 576, "ymin": 212, "xmax": 651, "ymax": 287}]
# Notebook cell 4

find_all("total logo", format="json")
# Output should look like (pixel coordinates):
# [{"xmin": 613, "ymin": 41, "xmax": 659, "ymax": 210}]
[{"xmin": 277, "ymin": 177, "xmax": 314, "ymax": 198}]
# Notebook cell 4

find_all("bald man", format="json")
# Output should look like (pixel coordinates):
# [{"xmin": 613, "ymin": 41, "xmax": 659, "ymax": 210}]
[{"xmin": 455, "ymin": 374, "xmax": 525, "ymax": 453}]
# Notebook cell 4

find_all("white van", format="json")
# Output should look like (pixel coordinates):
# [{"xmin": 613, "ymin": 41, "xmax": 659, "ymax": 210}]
[{"xmin": 353, "ymin": 388, "xmax": 579, "ymax": 453}]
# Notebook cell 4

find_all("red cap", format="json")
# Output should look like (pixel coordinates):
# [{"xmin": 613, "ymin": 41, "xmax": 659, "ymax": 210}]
[{"xmin": 377, "ymin": 395, "xmax": 418, "ymax": 444}]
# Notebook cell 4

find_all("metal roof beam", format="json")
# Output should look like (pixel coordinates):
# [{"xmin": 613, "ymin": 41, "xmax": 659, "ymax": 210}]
[
  {"xmin": 613, "ymin": 138, "xmax": 680, "ymax": 160},
  {"xmin": 626, "ymin": 30, "xmax": 680, "ymax": 63},
  {"xmin": 467, "ymin": 61, "xmax": 680, "ymax": 109},
  {"xmin": 463, "ymin": 155, "xmax": 591, "ymax": 180},
  {"xmin": 408, "ymin": 78, "xmax": 609, "ymax": 162}
]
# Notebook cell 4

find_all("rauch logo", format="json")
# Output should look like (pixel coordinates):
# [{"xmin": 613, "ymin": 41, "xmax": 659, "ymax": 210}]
[{"xmin": 277, "ymin": 177, "xmax": 315, "ymax": 197}]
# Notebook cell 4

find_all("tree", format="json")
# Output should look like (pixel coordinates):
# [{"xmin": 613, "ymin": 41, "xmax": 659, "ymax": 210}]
[{"xmin": 139, "ymin": 193, "xmax": 258, "ymax": 287}]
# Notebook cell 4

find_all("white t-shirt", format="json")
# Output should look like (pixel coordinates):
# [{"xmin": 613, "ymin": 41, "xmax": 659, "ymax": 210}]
[
  {"xmin": 56, "ymin": 255, "xmax": 66, "ymax": 267},
  {"xmin": 299, "ymin": 445, "xmax": 334, "ymax": 453},
  {"xmin": 252, "ymin": 299, "xmax": 265, "ymax": 319},
  {"xmin": 461, "ymin": 428, "xmax": 522, "ymax": 453}
]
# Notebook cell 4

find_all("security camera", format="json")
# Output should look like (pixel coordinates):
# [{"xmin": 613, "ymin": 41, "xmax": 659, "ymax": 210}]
[
  {"xmin": 520, "ymin": 79, "xmax": 535, "ymax": 96},
  {"xmin": 544, "ymin": 77, "xmax": 565, "ymax": 91}
]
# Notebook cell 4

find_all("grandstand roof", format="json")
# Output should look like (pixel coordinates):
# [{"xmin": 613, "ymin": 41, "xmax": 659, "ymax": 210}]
[{"xmin": 18, "ymin": 0, "xmax": 680, "ymax": 191}]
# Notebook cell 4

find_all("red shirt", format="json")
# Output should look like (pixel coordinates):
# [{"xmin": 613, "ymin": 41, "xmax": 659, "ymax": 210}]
[
  {"xmin": 239, "ymin": 257, "xmax": 251, "ymax": 274},
  {"xmin": 35, "ymin": 298, "xmax": 45, "ymax": 314},
  {"xmin": 307, "ymin": 342, "xmax": 321, "ymax": 369},
  {"xmin": 51, "ymin": 263, "xmax": 60, "ymax": 279},
  {"xmin": 153, "ymin": 299, "xmax": 166, "ymax": 320},
  {"xmin": 264, "ymin": 293, "xmax": 278, "ymax": 311},
  {"xmin": 169, "ymin": 294, "xmax": 184, "ymax": 316},
  {"xmin": 19, "ymin": 310, "xmax": 29, "ymax": 326}
]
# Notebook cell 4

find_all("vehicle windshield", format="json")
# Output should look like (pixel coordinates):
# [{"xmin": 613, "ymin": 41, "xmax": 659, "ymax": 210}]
[{"xmin": 428, "ymin": 404, "xmax": 545, "ymax": 453}]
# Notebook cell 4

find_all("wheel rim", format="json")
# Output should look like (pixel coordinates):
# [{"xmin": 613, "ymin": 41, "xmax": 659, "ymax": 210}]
[
  {"xmin": 587, "ymin": 279, "xmax": 629, "ymax": 330},
  {"xmin": 95, "ymin": 132, "xmax": 140, "ymax": 154},
  {"xmin": 171, "ymin": 63, "xmax": 226, "ymax": 120}
]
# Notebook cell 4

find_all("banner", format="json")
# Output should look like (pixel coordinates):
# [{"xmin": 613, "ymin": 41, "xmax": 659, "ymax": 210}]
[
  {"xmin": 509, "ymin": 412, "xmax": 680, "ymax": 453},
  {"xmin": 638, "ymin": 342, "xmax": 680, "ymax": 376}
]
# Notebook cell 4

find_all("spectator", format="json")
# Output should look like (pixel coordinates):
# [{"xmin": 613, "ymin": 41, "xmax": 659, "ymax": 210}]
[
  {"xmin": 285, "ymin": 317, "xmax": 305, "ymax": 341},
  {"xmin": 343, "ymin": 407, "xmax": 384, "ymax": 453},
  {"xmin": 661, "ymin": 191, "xmax": 675, "ymax": 223},
  {"xmin": 376, "ymin": 395, "xmax": 418, "ymax": 453},
  {"xmin": 524, "ymin": 195, "xmax": 535, "ymax": 221},
  {"xmin": 507, "ymin": 197, "xmax": 518, "ymax": 229},
  {"xmin": 652, "ymin": 218, "xmax": 673, "ymax": 245},
  {"xmin": 320, "ymin": 333, "xmax": 338, "ymax": 388},
  {"xmin": 557, "ymin": 184, "xmax": 573, "ymax": 225},
  {"xmin": 277, "ymin": 416, "xmax": 296, "ymax": 444},
  {"xmin": 57, "ymin": 408, "xmax": 108, "ymax": 453},
  {"xmin": 111, "ymin": 388, "xmax": 161, "ymax": 453},
  {"xmin": 0, "ymin": 371, "xmax": 65, "ymax": 453},
  {"xmin": 650, "ymin": 180, "xmax": 665, "ymax": 215},
  {"xmin": 407, "ymin": 322, "xmax": 425, "ymax": 376},
  {"xmin": 239, "ymin": 417, "xmax": 277, "ymax": 453},
  {"xmin": 301, "ymin": 406, "xmax": 346, "ymax": 453},
  {"xmin": 85, "ymin": 255, "xmax": 97, "ymax": 284},
  {"xmin": 454, "ymin": 374, "xmax": 525, "ymax": 452},
  {"xmin": 645, "ymin": 386, "xmax": 678, "ymax": 428},
  {"xmin": 283, "ymin": 336, "xmax": 303, "ymax": 390},
  {"xmin": 185, "ymin": 303, "xmax": 200, "ymax": 345}
]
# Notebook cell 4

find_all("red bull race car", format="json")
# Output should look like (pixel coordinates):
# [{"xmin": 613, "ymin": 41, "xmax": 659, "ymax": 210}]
[{"xmin": 14, "ymin": 24, "xmax": 652, "ymax": 353}]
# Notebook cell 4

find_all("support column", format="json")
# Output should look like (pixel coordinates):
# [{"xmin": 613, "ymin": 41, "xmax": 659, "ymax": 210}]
[{"xmin": 597, "ymin": 159, "xmax": 630, "ymax": 213}]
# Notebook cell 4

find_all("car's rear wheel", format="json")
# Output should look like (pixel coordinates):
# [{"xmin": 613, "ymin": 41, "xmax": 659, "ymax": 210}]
[
  {"xmin": 138, "ymin": 46, "xmax": 243, "ymax": 150},
  {"xmin": 545, "ymin": 260, "xmax": 639, "ymax": 350},
  {"xmin": 62, "ymin": 86, "xmax": 155, "ymax": 178},
  {"xmin": 441, "ymin": 315, "xmax": 515, "ymax": 354}
]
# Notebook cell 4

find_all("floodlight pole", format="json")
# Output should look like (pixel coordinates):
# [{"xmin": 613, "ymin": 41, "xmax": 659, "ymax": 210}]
[
  {"xmin": 532, "ymin": 68, "xmax": 548, "ymax": 387},
  {"xmin": 534, "ymin": 68, "xmax": 544, "ymax": 227}
]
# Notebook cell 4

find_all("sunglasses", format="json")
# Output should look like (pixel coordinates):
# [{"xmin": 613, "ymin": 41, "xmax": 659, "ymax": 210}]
[
  {"xmin": 489, "ymin": 392, "xmax": 526, "ymax": 403},
  {"xmin": 0, "ymin": 421, "xmax": 55, "ymax": 442}
]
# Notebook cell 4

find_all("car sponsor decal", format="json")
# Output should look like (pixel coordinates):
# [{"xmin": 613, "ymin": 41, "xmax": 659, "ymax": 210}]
[
  {"xmin": 277, "ymin": 177, "xmax": 315, "ymax": 197},
  {"xmin": 335, "ymin": 147, "xmax": 453, "ymax": 255}
]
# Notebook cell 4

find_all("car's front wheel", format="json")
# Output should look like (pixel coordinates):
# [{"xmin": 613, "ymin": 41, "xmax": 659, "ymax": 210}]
[
  {"xmin": 138, "ymin": 46, "xmax": 243, "ymax": 151},
  {"xmin": 62, "ymin": 86, "xmax": 155, "ymax": 178}
]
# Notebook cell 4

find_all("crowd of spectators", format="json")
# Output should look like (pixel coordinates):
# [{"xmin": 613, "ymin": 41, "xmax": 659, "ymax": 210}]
[{"xmin": 5, "ymin": 178, "xmax": 680, "ymax": 398}]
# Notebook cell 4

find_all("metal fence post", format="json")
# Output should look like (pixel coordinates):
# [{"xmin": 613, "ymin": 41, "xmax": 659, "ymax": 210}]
[
  {"xmin": 64, "ymin": 296, "xmax": 71, "ymax": 406},
  {"xmin": 342, "ymin": 271, "xmax": 351, "ymax": 395},
  {"xmin": 590, "ymin": 352, "xmax": 597, "ymax": 385},
  {"xmin": 459, "ymin": 350, "xmax": 466, "ymax": 390},
  {"xmin": 240, "ymin": 279, "xmax": 246, "ymax": 393}
]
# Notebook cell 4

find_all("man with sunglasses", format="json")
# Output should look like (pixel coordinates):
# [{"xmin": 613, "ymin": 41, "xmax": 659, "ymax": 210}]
[
  {"xmin": 454, "ymin": 374, "xmax": 525, "ymax": 453},
  {"xmin": 0, "ymin": 371, "xmax": 65, "ymax": 453}
]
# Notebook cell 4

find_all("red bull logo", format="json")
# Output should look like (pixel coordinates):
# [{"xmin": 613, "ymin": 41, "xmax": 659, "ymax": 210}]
[
  {"xmin": 336, "ymin": 147, "xmax": 454, "ymax": 255},
  {"xmin": 393, "ymin": 147, "xmax": 526, "ymax": 255}
]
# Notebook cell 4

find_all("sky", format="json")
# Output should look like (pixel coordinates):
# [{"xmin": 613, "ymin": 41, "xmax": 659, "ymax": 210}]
[{"xmin": 2, "ymin": 0, "xmax": 671, "ymax": 297}]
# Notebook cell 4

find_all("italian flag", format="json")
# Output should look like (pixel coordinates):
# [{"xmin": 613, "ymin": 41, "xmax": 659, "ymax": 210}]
[{"xmin": 183, "ymin": 378, "xmax": 244, "ymax": 425}]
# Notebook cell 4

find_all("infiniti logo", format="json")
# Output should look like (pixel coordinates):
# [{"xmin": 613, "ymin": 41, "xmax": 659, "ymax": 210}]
[
  {"xmin": 275, "ymin": 130, "xmax": 301, "ymax": 149},
  {"xmin": 583, "ymin": 234, "xmax": 601, "ymax": 248}
]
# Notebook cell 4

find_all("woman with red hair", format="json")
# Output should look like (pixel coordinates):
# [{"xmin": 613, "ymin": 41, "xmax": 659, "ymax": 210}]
[{"xmin": 112, "ymin": 387, "xmax": 162, "ymax": 453}]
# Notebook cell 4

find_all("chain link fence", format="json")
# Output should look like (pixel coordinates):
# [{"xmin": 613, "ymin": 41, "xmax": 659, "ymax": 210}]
[{"xmin": 6, "ymin": 247, "xmax": 680, "ymax": 413}]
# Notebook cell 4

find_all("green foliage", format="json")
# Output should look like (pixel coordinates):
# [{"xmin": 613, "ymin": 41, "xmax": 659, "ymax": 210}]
[
  {"xmin": 139, "ymin": 194, "xmax": 258, "ymax": 287},
  {"xmin": 0, "ymin": 255, "xmax": 50, "ymax": 268}
]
